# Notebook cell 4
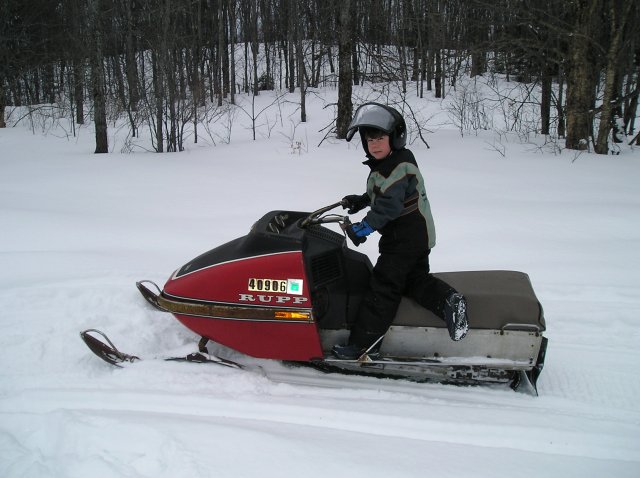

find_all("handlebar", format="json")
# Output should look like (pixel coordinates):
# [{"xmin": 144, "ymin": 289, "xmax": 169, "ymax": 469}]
[
  {"xmin": 300, "ymin": 201, "xmax": 367, "ymax": 247},
  {"xmin": 299, "ymin": 201, "xmax": 348, "ymax": 228}
]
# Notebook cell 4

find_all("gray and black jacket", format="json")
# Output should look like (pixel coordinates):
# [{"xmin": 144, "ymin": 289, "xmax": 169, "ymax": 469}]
[{"xmin": 362, "ymin": 148, "xmax": 436, "ymax": 253}]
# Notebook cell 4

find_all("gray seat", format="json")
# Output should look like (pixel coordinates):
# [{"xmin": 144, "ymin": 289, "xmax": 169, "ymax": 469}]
[{"xmin": 393, "ymin": 270, "xmax": 545, "ymax": 331}]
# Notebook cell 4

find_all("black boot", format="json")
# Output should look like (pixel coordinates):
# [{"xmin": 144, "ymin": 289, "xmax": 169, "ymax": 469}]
[
  {"xmin": 331, "ymin": 341, "xmax": 381, "ymax": 360},
  {"xmin": 444, "ymin": 292, "xmax": 469, "ymax": 341}
]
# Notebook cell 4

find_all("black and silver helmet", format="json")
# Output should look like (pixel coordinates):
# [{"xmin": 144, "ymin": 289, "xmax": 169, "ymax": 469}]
[{"xmin": 345, "ymin": 102, "xmax": 407, "ymax": 153}]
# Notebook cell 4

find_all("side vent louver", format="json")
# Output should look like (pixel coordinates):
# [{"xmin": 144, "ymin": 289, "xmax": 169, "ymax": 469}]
[
  {"xmin": 306, "ymin": 225, "xmax": 344, "ymax": 244},
  {"xmin": 310, "ymin": 252, "xmax": 342, "ymax": 288}
]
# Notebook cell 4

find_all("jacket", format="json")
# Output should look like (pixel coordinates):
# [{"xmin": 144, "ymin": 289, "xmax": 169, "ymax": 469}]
[{"xmin": 363, "ymin": 148, "xmax": 436, "ymax": 253}]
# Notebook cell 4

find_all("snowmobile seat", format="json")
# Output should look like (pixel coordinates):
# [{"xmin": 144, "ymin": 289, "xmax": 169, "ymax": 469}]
[{"xmin": 393, "ymin": 270, "xmax": 545, "ymax": 331}]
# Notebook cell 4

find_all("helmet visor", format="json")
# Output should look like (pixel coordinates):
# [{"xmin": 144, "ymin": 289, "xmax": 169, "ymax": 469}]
[{"xmin": 345, "ymin": 103, "xmax": 397, "ymax": 142}]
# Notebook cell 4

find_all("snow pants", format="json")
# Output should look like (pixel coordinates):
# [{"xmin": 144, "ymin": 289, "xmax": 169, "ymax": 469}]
[{"xmin": 349, "ymin": 249, "xmax": 455, "ymax": 349}]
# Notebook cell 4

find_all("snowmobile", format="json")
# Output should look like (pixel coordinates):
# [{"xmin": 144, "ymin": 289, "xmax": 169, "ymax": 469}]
[{"xmin": 81, "ymin": 201, "xmax": 548, "ymax": 395}]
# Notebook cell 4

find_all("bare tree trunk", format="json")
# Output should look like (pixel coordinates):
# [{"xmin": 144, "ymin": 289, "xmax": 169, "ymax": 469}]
[
  {"xmin": 73, "ymin": 60, "xmax": 84, "ymax": 125},
  {"xmin": 167, "ymin": 52, "xmax": 177, "ymax": 152},
  {"xmin": 557, "ymin": 66, "xmax": 566, "ymax": 138},
  {"xmin": 0, "ymin": 0, "xmax": 8, "ymax": 127},
  {"xmin": 295, "ymin": 1, "xmax": 306, "ymax": 122},
  {"xmin": 540, "ymin": 68, "xmax": 552, "ymax": 135},
  {"xmin": 469, "ymin": 4, "xmax": 487, "ymax": 78},
  {"xmin": 229, "ymin": 0, "xmax": 236, "ymax": 104},
  {"xmin": 434, "ymin": 50, "xmax": 442, "ymax": 98},
  {"xmin": 471, "ymin": 51, "xmax": 485, "ymax": 78},
  {"xmin": 43, "ymin": 62, "xmax": 55, "ymax": 104},
  {"xmin": 352, "ymin": 39, "xmax": 360, "ymax": 86},
  {"xmin": 243, "ymin": 42, "xmax": 249, "ymax": 93},
  {"xmin": 152, "ymin": 50, "xmax": 163, "ymax": 153},
  {"xmin": 250, "ymin": 1, "xmax": 259, "ymax": 95},
  {"xmin": 288, "ymin": 2, "xmax": 296, "ymax": 94},
  {"xmin": 327, "ymin": 45, "xmax": 335, "ymax": 75},
  {"xmin": 336, "ymin": 0, "xmax": 353, "ymax": 139},
  {"xmin": 565, "ymin": 0, "xmax": 602, "ymax": 151},
  {"xmin": 623, "ymin": 63, "xmax": 639, "ymax": 134},
  {"xmin": 222, "ymin": 1, "xmax": 230, "ymax": 97},
  {"xmin": 124, "ymin": 0, "xmax": 139, "ymax": 110},
  {"xmin": 397, "ymin": 0, "xmax": 407, "ymax": 93},
  {"xmin": 594, "ymin": 0, "xmax": 633, "ymax": 154},
  {"xmin": 0, "ymin": 83, "xmax": 6, "ymax": 128},
  {"xmin": 415, "ymin": 5, "xmax": 426, "ymax": 98},
  {"xmin": 218, "ymin": 0, "xmax": 225, "ymax": 106},
  {"xmin": 426, "ymin": 49, "xmax": 432, "ymax": 91},
  {"xmin": 626, "ymin": 91, "xmax": 638, "ymax": 136},
  {"xmin": 432, "ymin": 1, "xmax": 443, "ymax": 98},
  {"xmin": 89, "ymin": 0, "xmax": 108, "ymax": 153},
  {"xmin": 190, "ymin": 48, "xmax": 199, "ymax": 144}
]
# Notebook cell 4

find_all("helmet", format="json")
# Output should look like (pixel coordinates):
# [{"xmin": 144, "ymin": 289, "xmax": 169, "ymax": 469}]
[{"xmin": 345, "ymin": 103, "xmax": 407, "ymax": 154}]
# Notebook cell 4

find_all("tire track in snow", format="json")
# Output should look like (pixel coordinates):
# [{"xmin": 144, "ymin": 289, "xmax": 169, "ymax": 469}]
[{"xmin": 2, "ymin": 385, "xmax": 639, "ymax": 464}]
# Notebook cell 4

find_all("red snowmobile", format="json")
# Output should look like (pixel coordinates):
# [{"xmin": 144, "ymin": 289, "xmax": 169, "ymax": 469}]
[{"xmin": 81, "ymin": 201, "xmax": 548, "ymax": 395}]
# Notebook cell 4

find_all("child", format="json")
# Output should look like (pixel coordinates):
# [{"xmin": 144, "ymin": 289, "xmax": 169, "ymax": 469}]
[{"xmin": 333, "ymin": 102, "xmax": 469, "ymax": 360}]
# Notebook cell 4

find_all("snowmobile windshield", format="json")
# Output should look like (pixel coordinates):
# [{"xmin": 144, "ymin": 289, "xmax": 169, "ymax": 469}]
[{"xmin": 345, "ymin": 104, "xmax": 397, "ymax": 142}]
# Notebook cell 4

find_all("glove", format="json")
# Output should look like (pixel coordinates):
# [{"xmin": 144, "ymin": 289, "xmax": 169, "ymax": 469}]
[
  {"xmin": 344, "ymin": 220, "xmax": 375, "ymax": 246},
  {"xmin": 351, "ymin": 220, "xmax": 375, "ymax": 237},
  {"xmin": 341, "ymin": 194, "xmax": 370, "ymax": 214}
]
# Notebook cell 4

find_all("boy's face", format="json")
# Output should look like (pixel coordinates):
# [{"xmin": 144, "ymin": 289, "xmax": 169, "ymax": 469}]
[{"xmin": 366, "ymin": 134, "xmax": 392, "ymax": 160}]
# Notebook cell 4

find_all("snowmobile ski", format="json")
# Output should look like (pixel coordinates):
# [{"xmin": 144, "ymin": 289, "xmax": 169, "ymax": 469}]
[{"xmin": 79, "ymin": 329, "xmax": 244, "ymax": 369}]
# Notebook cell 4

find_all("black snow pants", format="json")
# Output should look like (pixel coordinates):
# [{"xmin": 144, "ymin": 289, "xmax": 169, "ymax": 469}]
[{"xmin": 348, "ymin": 249, "xmax": 455, "ymax": 349}]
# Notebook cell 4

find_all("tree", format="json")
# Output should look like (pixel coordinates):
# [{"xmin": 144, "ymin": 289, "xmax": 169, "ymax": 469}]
[
  {"xmin": 563, "ymin": 0, "xmax": 639, "ymax": 153},
  {"xmin": 336, "ymin": 0, "xmax": 353, "ymax": 139},
  {"xmin": 4, "ymin": 0, "xmax": 638, "ymax": 156},
  {"xmin": 88, "ymin": 0, "xmax": 108, "ymax": 153},
  {"xmin": 594, "ymin": 0, "xmax": 635, "ymax": 154},
  {"xmin": 295, "ymin": 0, "xmax": 306, "ymax": 122},
  {"xmin": 0, "ymin": 85, "xmax": 5, "ymax": 128}
]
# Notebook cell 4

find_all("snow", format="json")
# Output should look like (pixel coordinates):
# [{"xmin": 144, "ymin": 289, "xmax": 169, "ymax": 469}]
[{"xmin": 1, "ymin": 86, "xmax": 640, "ymax": 478}]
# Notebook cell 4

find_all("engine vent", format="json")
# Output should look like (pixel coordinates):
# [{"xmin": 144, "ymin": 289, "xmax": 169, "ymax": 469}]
[
  {"xmin": 310, "ymin": 252, "xmax": 342, "ymax": 288},
  {"xmin": 306, "ymin": 225, "xmax": 344, "ymax": 245}
]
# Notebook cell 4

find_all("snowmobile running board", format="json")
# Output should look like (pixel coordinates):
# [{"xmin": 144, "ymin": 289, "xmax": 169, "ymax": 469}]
[{"xmin": 317, "ymin": 352, "xmax": 545, "ymax": 396}]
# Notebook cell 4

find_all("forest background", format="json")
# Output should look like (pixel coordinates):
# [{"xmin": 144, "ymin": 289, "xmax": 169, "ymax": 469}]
[{"xmin": 1, "ymin": 0, "xmax": 638, "ymax": 156}]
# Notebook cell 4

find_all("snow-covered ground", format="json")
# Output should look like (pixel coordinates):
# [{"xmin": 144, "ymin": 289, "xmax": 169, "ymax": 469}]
[{"xmin": 1, "ymin": 87, "xmax": 639, "ymax": 477}]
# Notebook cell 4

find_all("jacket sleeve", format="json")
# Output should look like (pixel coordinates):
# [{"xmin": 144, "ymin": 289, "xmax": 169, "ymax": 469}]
[{"xmin": 364, "ymin": 173, "xmax": 410, "ymax": 230}]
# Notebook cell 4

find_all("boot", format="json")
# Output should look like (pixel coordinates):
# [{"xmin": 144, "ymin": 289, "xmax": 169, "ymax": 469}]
[
  {"xmin": 331, "ymin": 341, "xmax": 381, "ymax": 360},
  {"xmin": 444, "ymin": 292, "xmax": 469, "ymax": 341}
]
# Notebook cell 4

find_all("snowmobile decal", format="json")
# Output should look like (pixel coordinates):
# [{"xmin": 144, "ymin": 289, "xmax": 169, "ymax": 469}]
[
  {"xmin": 238, "ymin": 294, "xmax": 308, "ymax": 305},
  {"xmin": 139, "ymin": 282, "xmax": 313, "ymax": 323},
  {"xmin": 247, "ymin": 278, "xmax": 304, "ymax": 295}
]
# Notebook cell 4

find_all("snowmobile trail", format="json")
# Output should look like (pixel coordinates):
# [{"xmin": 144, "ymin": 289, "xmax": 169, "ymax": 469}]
[
  {"xmin": 2, "ymin": 114, "xmax": 640, "ymax": 477},
  {"xmin": 539, "ymin": 345, "xmax": 640, "ymax": 410},
  {"xmin": 3, "ymin": 399, "xmax": 635, "ymax": 478},
  {"xmin": 2, "ymin": 379, "xmax": 638, "ymax": 477}
]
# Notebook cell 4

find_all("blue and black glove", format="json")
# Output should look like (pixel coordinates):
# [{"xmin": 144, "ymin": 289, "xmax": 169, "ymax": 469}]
[
  {"xmin": 341, "ymin": 194, "xmax": 370, "ymax": 214},
  {"xmin": 344, "ymin": 219, "xmax": 375, "ymax": 246}
]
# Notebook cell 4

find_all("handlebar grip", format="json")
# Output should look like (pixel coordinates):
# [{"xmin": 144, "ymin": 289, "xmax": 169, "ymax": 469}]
[
  {"xmin": 300, "ymin": 201, "xmax": 346, "ymax": 228},
  {"xmin": 340, "ymin": 218, "xmax": 367, "ymax": 247}
]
